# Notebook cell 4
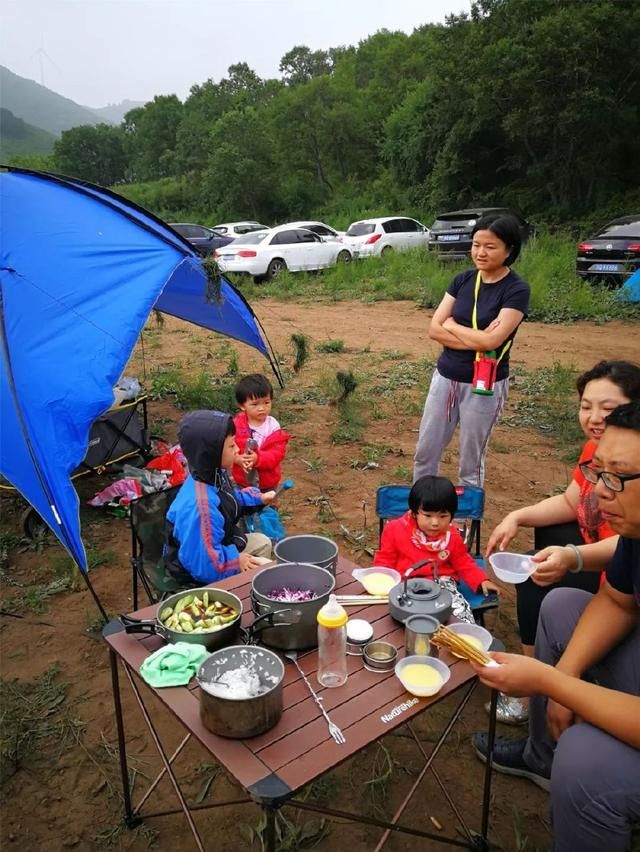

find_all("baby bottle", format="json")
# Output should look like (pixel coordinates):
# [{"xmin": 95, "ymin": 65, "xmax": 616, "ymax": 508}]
[{"xmin": 317, "ymin": 594, "xmax": 348, "ymax": 687}]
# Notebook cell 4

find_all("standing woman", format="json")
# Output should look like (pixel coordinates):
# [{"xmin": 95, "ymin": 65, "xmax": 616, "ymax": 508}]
[{"xmin": 414, "ymin": 214, "xmax": 530, "ymax": 487}]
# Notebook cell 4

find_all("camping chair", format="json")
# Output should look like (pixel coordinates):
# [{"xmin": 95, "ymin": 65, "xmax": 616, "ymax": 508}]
[
  {"xmin": 130, "ymin": 485, "xmax": 183, "ymax": 609},
  {"xmin": 375, "ymin": 484, "xmax": 498, "ymax": 625}
]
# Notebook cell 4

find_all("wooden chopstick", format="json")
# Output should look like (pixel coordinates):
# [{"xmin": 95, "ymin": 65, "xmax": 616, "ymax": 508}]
[{"xmin": 431, "ymin": 625, "xmax": 493, "ymax": 665}]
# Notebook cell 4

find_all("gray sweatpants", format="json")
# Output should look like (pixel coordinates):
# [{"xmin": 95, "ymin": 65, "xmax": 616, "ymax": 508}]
[
  {"xmin": 413, "ymin": 369, "xmax": 508, "ymax": 487},
  {"xmin": 523, "ymin": 588, "xmax": 640, "ymax": 852}
]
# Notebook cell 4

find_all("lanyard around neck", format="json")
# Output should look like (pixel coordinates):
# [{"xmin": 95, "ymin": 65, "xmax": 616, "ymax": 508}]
[{"xmin": 471, "ymin": 271, "xmax": 512, "ymax": 363}]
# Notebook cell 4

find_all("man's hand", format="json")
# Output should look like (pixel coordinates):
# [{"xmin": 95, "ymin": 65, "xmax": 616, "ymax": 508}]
[
  {"xmin": 470, "ymin": 652, "xmax": 552, "ymax": 697},
  {"xmin": 239, "ymin": 551, "xmax": 262, "ymax": 572},
  {"xmin": 480, "ymin": 580, "xmax": 500, "ymax": 596},
  {"xmin": 485, "ymin": 514, "xmax": 519, "ymax": 556},
  {"xmin": 261, "ymin": 490, "xmax": 277, "ymax": 506},
  {"xmin": 531, "ymin": 546, "xmax": 576, "ymax": 587},
  {"xmin": 546, "ymin": 698, "xmax": 575, "ymax": 741}
]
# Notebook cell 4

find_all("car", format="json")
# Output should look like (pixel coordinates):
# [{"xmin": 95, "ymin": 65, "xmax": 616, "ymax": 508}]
[
  {"xmin": 279, "ymin": 221, "xmax": 345, "ymax": 242},
  {"xmin": 427, "ymin": 207, "xmax": 535, "ymax": 260},
  {"xmin": 576, "ymin": 215, "xmax": 640, "ymax": 284},
  {"xmin": 169, "ymin": 222, "xmax": 233, "ymax": 256},
  {"xmin": 341, "ymin": 216, "xmax": 430, "ymax": 258},
  {"xmin": 212, "ymin": 221, "xmax": 269, "ymax": 237},
  {"xmin": 213, "ymin": 225, "xmax": 352, "ymax": 282}
]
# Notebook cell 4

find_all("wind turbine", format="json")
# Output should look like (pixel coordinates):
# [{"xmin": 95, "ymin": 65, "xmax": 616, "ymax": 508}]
[{"xmin": 29, "ymin": 39, "xmax": 61, "ymax": 88}]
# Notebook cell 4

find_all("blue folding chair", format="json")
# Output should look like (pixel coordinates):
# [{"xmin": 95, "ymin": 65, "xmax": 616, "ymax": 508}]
[{"xmin": 375, "ymin": 484, "xmax": 498, "ymax": 625}]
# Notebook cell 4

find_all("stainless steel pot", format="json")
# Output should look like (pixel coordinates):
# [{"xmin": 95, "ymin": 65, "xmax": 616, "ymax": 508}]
[
  {"xmin": 120, "ymin": 586, "xmax": 300, "ymax": 653},
  {"xmin": 197, "ymin": 646, "xmax": 284, "ymax": 738},
  {"xmin": 120, "ymin": 587, "xmax": 244, "ymax": 653},
  {"xmin": 274, "ymin": 535, "xmax": 338, "ymax": 576},
  {"xmin": 251, "ymin": 562, "xmax": 335, "ymax": 650}
]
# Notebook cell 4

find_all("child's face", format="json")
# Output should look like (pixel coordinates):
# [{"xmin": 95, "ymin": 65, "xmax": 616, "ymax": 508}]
[
  {"xmin": 415, "ymin": 510, "xmax": 452, "ymax": 537},
  {"xmin": 221, "ymin": 433, "xmax": 239, "ymax": 470},
  {"xmin": 240, "ymin": 395, "xmax": 272, "ymax": 425}
]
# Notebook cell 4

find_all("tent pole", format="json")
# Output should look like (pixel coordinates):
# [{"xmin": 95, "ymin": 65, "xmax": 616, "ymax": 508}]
[{"xmin": 79, "ymin": 567, "xmax": 109, "ymax": 621}]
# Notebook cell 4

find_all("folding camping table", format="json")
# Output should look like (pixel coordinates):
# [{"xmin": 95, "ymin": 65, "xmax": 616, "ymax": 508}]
[{"xmin": 104, "ymin": 556, "xmax": 498, "ymax": 851}]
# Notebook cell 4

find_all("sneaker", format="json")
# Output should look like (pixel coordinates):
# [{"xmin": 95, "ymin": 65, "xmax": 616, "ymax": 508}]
[
  {"xmin": 472, "ymin": 733, "xmax": 551, "ymax": 792},
  {"xmin": 484, "ymin": 693, "xmax": 529, "ymax": 726}
]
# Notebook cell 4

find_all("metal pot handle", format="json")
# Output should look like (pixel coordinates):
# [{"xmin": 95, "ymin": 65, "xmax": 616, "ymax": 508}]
[
  {"xmin": 246, "ymin": 607, "xmax": 303, "ymax": 644},
  {"xmin": 250, "ymin": 591, "xmax": 269, "ymax": 614},
  {"xmin": 400, "ymin": 559, "xmax": 438, "ymax": 601},
  {"xmin": 119, "ymin": 614, "xmax": 165, "ymax": 639}
]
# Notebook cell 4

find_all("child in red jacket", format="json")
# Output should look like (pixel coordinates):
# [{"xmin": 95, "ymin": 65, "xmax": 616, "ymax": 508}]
[
  {"xmin": 373, "ymin": 475, "xmax": 499, "ymax": 623},
  {"xmin": 232, "ymin": 374, "xmax": 290, "ymax": 491}
]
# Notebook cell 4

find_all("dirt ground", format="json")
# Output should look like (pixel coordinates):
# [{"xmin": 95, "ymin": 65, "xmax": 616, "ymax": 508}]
[{"xmin": 0, "ymin": 300, "xmax": 637, "ymax": 852}]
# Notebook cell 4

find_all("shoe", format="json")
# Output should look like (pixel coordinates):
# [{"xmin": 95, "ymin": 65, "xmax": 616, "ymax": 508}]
[
  {"xmin": 472, "ymin": 733, "xmax": 551, "ymax": 792},
  {"xmin": 484, "ymin": 693, "xmax": 529, "ymax": 726}
]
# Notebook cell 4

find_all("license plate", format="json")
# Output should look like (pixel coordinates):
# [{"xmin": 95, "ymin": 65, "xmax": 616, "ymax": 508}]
[
  {"xmin": 222, "ymin": 254, "xmax": 235, "ymax": 260},
  {"xmin": 439, "ymin": 234, "xmax": 460, "ymax": 241},
  {"xmin": 591, "ymin": 263, "xmax": 620, "ymax": 272}
]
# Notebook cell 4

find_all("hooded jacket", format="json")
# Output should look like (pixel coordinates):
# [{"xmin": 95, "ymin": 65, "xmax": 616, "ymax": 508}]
[
  {"xmin": 165, "ymin": 410, "xmax": 263, "ymax": 584},
  {"xmin": 231, "ymin": 411, "xmax": 290, "ymax": 490}
]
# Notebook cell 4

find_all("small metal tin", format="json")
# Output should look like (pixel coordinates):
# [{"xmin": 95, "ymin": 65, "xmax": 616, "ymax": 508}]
[
  {"xmin": 346, "ymin": 618, "xmax": 374, "ymax": 655},
  {"xmin": 363, "ymin": 641, "xmax": 398, "ymax": 673},
  {"xmin": 405, "ymin": 614, "xmax": 440, "ymax": 658}
]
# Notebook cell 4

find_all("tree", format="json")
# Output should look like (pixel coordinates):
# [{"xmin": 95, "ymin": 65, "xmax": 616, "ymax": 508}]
[
  {"xmin": 123, "ymin": 95, "xmax": 183, "ymax": 181},
  {"xmin": 279, "ymin": 46, "xmax": 333, "ymax": 85},
  {"xmin": 53, "ymin": 123, "xmax": 126, "ymax": 185}
]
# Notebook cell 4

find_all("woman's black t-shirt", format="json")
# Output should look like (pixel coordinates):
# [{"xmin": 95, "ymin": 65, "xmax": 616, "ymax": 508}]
[{"xmin": 436, "ymin": 268, "xmax": 530, "ymax": 384}]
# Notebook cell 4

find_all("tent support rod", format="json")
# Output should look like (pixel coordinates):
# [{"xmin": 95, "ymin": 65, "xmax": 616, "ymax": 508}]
[{"xmin": 80, "ymin": 568, "xmax": 108, "ymax": 621}]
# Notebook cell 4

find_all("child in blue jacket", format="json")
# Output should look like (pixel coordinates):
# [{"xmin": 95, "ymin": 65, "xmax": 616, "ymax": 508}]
[{"xmin": 165, "ymin": 410, "xmax": 274, "ymax": 585}]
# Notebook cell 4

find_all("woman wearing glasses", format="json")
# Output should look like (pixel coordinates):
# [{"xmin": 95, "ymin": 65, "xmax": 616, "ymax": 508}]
[{"xmin": 485, "ymin": 360, "xmax": 640, "ymax": 723}]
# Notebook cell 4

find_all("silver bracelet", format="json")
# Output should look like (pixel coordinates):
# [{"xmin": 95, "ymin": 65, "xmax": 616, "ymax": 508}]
[{"xmin": 565, "ymin": 543, "xmax": 583, "ymax": 574}]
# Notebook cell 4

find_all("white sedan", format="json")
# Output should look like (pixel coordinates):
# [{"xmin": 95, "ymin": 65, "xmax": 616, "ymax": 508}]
[
  {"xmin": 214, "ymin": 225, "xmax": 352, "ymax": 282},
  {"xmin": 342, "ymin": 216, "xmax": 430, "ymax": 258}
]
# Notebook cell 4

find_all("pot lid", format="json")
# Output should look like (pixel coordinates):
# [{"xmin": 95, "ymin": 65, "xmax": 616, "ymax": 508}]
[{"xmin": 394, "ymin": 577, "xmax": 441, "ymax": 603}]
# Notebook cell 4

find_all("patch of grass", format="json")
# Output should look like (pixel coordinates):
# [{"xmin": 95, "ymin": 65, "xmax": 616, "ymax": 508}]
[
  {"xmin": 331, "ymin": 400, "xmax": 365, "ymax": 445},
  {"xmin": 0, "ymin": 664, "xmax": 84, "ymax": 785},
  {"xmin": 233, "ymin": 236, "xmax": 639, "ymax": 324},
  {"xmin": 150, "ymin": 367, "xmax": 236, "ymax": 412},
  {"xmin": 0, "ymin": 576, "xmax": 73, "ymax": 614},
  {"xmin": 503, "ymin": 363, "xmax": 583, "ymax": 456},
  {"xmin": 393, "ymin": 464, "xmax": 412, "ymax": 480},
  {"xmin": 291, "ymin": 333, "xmax": 311, "ymax": 373},
  {"xmin": 316, "ymin": 338, "xmax": 346, "ymax": 353}
]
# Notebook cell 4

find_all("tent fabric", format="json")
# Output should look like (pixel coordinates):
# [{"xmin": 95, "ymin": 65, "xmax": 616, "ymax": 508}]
[
  {"xmin": 617, "ymin": 268, "xmax": 640, "ymax": 303},
  {"xmin": 0, "ymin": 167, "xmax": 279, "ymax": 573}
]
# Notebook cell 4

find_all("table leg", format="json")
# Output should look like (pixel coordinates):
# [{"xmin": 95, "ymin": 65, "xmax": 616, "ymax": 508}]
[
  {"xmin": 478, "ymin": 688, "xmax": 498, "ymax": 851},
  {"xmin": 109, "ymin": 649, "xmax": 138, "ymax": 827},
  {"xmin": 265, "ymin": 806, "xmax": 277, "ymax": 852}
]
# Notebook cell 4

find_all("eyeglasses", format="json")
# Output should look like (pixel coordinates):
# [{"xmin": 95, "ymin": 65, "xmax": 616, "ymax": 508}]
[{"xmin": 579, "ymin": 459, "xmax": 640, "ymax": 493}]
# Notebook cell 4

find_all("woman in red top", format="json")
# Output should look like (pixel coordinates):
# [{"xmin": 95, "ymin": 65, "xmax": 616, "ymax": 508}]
[
  {"xmin": 485, "ymin": 359, "xmax": 640, "ymax": 721},
  {"xmin": 374, "ymin": 475, "xmax": 499, "ymax": 624}
]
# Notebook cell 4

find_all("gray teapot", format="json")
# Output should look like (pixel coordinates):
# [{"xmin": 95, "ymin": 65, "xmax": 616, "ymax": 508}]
[{"xmin": 388, "ymin": 559, "xmax": 453, "ymax": 624}]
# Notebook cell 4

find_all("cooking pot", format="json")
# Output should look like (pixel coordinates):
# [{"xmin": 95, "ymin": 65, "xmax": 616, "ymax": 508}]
[
  {"xmin": 251, "ymin": 562, "xmax": 335, "ymax": 650},
  {"xmin": 197, "ymin": 645, "xmax": 284, "ymax": 738},
  {"xmin": 388, "ymin": 560, "xmax": 453, "ymax": 625},
  {"xmin": 274, "ymin": 535, "xmax": 338, "ymax": 576},
  {"xmin": 120, "ymin": 586, "xmax": 301, "ymax": 653}
]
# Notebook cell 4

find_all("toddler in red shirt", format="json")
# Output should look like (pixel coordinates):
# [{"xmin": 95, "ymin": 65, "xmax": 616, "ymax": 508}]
[
  {"xmin": 373, "ymin": 475, "xmax": 499, "ymax": 623},
  {"xmin": 231, "ymin": 374, "xmax": 290, "ymax": 491}
]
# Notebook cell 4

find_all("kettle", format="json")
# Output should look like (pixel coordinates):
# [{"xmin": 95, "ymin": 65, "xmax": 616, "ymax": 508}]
[{"xmin": 388, "ymin": 559, "xmax": 453, "ymax": 624}]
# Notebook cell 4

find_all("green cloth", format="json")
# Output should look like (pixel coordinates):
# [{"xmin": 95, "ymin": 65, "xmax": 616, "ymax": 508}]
[{"xmin": 139, "ymin": 642, "xmax": 209, "ymax": 688}]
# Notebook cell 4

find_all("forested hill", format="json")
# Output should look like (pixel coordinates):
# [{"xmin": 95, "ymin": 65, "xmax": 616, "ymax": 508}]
[
  {"xmin": 19, "ymin": 0, "xmax": 640, "ymax": 228},
  {"xmin": 0, "ymin": 66, "xmax": 103, "ymax": 136}
]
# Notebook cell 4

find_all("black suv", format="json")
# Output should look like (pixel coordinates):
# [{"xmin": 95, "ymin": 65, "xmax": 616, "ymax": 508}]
[
  {"xmin": 576, "ymin": 215, "xmax": 640, "ymax": 284},
  {"xmin": 169, "ymin": 223, "xmax": 233, "ymax": 256},
  {"xmin": 428, "ymin": 207, "xmax": 535, "ymax": 260}
]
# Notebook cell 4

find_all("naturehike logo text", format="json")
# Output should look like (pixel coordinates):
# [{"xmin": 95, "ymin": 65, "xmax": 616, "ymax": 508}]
[{"xmin": 380, "ymin": 697, "xmax": 419, "ymax": 723}]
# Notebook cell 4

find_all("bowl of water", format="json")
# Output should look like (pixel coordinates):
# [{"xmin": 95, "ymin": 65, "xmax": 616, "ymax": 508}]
[
  {"xmin": 489, "ymin": 552, "xmax": 536, "ymax": 584},
  {"xmin": 445, "ymin": 622, "xmax": 493, "ymax": 656},
  {"xmin": 352, "ymin": 567, "xmax": 400, "ymax": 596}
]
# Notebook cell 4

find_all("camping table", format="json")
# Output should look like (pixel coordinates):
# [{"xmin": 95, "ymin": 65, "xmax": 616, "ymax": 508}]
[{"xmin": 104, "ymin": 556, "xmax": 498, "ymax": 851}]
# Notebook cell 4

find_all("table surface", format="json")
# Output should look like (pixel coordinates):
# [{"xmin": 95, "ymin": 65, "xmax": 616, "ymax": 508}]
[{"xmin": 105, "ymin": 556, "xmax": 479, "ymax": 805}]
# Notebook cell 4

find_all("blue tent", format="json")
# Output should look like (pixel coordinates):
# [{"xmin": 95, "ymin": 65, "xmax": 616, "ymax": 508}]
[
  {"xmin": 617, "ymin": 267, "xmax": 640, "ymax": 303},
  {"xmin": 0, "ymin": 166, "xmax": 281, "ymax": 586}
]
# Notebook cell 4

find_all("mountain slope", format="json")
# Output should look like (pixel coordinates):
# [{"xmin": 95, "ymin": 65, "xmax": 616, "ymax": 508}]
[
  {"xmin": 91, "ymin": 99, "xmax": 144, "ymax": 124},
  {"xmin": 0, "ymin": 66, "xmax": 104, "ymax": 135},
  {"xmin": 0, "ymin": 108, "xmax": 56, "ymax": 158}
]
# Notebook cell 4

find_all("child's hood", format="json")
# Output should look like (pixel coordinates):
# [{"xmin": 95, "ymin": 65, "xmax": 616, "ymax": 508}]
[{"xmin": 178, "ymin": 410, "xmax": 231, "ymax": 485}]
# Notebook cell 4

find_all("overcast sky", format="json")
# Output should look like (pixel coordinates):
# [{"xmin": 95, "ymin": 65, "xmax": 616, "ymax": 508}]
[{"xmin": 1, "ymin": 0, "xmax": 469, "ymax": 108}]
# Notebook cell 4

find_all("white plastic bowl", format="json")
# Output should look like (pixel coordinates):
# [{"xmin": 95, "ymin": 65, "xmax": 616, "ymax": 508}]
[
  {"xmin": 352, "ymin": 567, "xmax": 400, "ymax": 595},
  {"xmin": 446, "ymin": 622, "xmax": 492, "ymax": 657},
  {"xmin": 395, "ymin": 655, "xmax": 451, "ymax": 697},
  {"xmin": 489, "ymin": 552, "xmax": 536, "ymax": 584}
]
